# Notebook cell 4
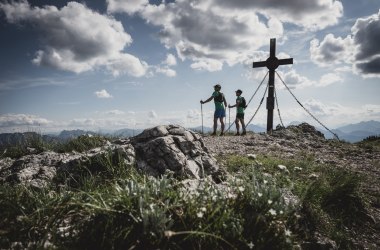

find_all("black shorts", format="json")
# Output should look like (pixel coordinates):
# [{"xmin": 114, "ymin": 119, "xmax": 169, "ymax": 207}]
[{"xmin": 236, "ymin": 113, "xmax": 244, "ymax": 119}]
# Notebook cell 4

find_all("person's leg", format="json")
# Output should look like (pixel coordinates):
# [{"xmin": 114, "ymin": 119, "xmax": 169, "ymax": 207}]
[
  {"xmin": 220, "ymin": 117, "xmax": 225, "ymax": 135},
  {"xmin": 212, "ymin": 117, "xmax": 217, "ymax": 135},
  {"xmin": 240, "ymin": 117, "xmax": 246, "ymax": 135},
  {"xmin": 235, "ymin": 118, "xmax": 240, "ymax": 135}
]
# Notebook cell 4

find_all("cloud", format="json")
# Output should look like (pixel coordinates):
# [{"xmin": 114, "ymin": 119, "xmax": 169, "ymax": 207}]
[
  {"xmin": 163, "ymin": 54, "xmax": 177, "ymax": 66},
  {"xmin": 107, "ymin": 0, "xmax": 284, "ymax": 72},
  {"xmin": 105, "ymin": 0, "xmax": 342, "ymax": 72},
  {"xmin": 0, "ymin": 113, "xmax": 52, "ymax": 128},
  {"xmin": 310, "ymin": 34, "xmax": 354, "ymax": 66},
  {"xmin": 215, "ymin": 0, "xmax": 343, "ymax": 30},
  {"xmin": 106, "ymin": 54, "xmax": 148, "ymax": 77},
  {"xmin": 148, "ymin": 110, "xmax": 158, "ymax": 119},
  {"xmin": 318, "ymin": 73, "xmax": 343, "ymax": 87},
  {"xmin": 276, "ymin": 70, "xmax": 314, "ymax": 89},
  {"xmin": 106, "ymin": 0, "xmax": 148, "ymax": 15},
  {"xmin": 95, "ymin": 89, "xmax": 113, "ymax": 99},
  {"xmin": 156, "ymin": 67, "xmax": 176, "ymax": 77},
  {"xmin": 310, "ymin": 10, "xmax": 380, "ymax": 77},
  {"xmin": 0, "ymin": 1, "xmax": 148, "ymax": 77},
  {"xmin": 155, "ymin": 53, "xmax": 177, "ymax": 77},
  {"xmin": 104, "ymin": 110, "xmax": 125, "ymax": 115}
]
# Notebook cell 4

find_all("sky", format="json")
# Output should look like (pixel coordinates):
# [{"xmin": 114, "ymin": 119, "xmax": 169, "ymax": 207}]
[{"xmin": 0, "ymin": 0, "xmax": 380, "ymax": 133}]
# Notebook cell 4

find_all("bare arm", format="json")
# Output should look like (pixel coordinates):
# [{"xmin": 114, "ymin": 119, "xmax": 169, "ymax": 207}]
[{"xmin": 200, "ymin": 96, "xmax": 214, "ymax": 104}]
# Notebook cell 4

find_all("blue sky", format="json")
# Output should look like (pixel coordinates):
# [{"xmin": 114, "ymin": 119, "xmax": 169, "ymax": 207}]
[{"xmin": 0, "ymin": 0, "xmax": 380, "ymax": 133}]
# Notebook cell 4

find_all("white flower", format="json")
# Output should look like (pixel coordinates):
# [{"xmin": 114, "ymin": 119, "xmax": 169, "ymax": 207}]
[
  {"xmin": 278, "ymin": 164, "xmax": 288, "ymax": 172},
  {"xmin": 238, "ymin": 186, "xmax": 245, "ymax": 192},
  {"xmin": 247, "ymin": 242, "xmax": 254, "ymax": 249},
  {"xmin": 258, "ymin": 192, "xmax": 263, "ymax": 197},
  {"xmin": 294, "ymin": 167, "xmax": 303, "ymax": 171},
  {"xmin": 196, "ymin": 211, "xmax": 204, "ymax": 218},
  {"xmin": 285, "ymin": 229, "xmax": 292, "ymax": 237},
  {"xmin": 200, "ymin": 207, "xmax": 207, "ymax": 212},
  {"xmin": 263, "ymin": 180, "xmax": 268, "ymax": 184},
  {"xmin": 269, "ymin": 208, "xmax": 277, "ymax": 216},
  {"xmin": 268, "ymin": 199, "xmax": 273, "ymax": 205}
]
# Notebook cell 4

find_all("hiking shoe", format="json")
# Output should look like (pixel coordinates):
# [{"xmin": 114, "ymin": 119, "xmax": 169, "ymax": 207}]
[
  {"xmin": 220, "ymin": 132, "xmax": 224, "ymax": 136},
  {"xmin": 211, "ymin": 132, "xmax": 217, "ymax": 136},
  {"xmin": 241, "ymin": 131, "xmax": 247, "ymax": 136},
  {"xmin": 235, "ymin": 132, "xmax": 240, "ymax": 136}
]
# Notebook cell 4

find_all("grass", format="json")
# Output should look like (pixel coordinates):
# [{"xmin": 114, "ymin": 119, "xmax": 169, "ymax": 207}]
[
  {"xmin": 356, "ymin": 135, "xmax": 380, "ymax": 152},
  {"xmin": 1, "ymin": 134, "xmax": 108, "ymax": 159},
  {"xmin": 0, "ymin": 137, "xmax": 371, "ymax": 249}
]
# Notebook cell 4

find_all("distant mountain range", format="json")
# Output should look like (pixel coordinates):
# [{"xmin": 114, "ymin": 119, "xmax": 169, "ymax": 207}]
[
  {"xmin": 192, "ymin": 120, "xmax": 380, "ymax": 142},
  {"xmin": 0, "ymin": 121, "xmax": 379, "ymax": 149}
]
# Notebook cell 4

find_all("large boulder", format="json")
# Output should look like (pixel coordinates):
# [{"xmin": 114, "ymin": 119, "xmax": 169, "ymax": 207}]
[{"xmin": 131, "ymin": 125, "xmax": 221, "ymax": 180}]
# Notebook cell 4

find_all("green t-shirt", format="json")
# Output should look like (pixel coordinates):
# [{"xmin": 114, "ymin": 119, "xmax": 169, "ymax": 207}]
[
  {"xmin": 236, "ymin": 96, "xmax": 245, "ymax": 114},
  {"xmin": 212, "ymin": 91, "xmax": 225, "ymax": 110}
]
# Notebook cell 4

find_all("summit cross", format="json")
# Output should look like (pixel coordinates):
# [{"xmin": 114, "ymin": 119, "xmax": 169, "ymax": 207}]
[{"xmin": 252, "ymin": 38, "xmax": 293, "ymax": 133}]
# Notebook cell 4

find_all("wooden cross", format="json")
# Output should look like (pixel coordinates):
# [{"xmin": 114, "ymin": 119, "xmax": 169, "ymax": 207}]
[{"xmin": 252, "ymin": 38, "xmax": 293, "ymax": 133}]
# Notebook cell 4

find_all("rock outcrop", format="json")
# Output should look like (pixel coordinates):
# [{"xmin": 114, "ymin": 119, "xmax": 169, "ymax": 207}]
[
  {"xmin": 131, "ymin": 125, "xmax": 220, "ymax": 179},
  {"xmin": 0, "ymin": 141, "xmax": 135, "ymax": 189},
  {"xmin": 0, "ymin": 125, "xmax": 222, "ymax": 188}
]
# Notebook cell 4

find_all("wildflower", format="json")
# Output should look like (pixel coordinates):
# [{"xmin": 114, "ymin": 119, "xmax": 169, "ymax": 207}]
[
  {"xmin": 268, "ymin": 199, "xmax": 273, "ymax": 205},
  {"xmin": 247, "ymin": 242, "xmax": 254, "ymax": 249},
  {"xmin": 258, "ymin": 192, "xmax": 263, "ymax": 197},
  {"xmin": 164, "ymin": 230, "xmax": 176, "ymax": 238},
  {"xmin": 263, "ymin": 180, "xmax": 268, "ymax": 184},
  {"xmin": 285, "ymin": 229, "xmax": 292, "ymax": 237},
  {"xmin": 294, "ymin": 167, "xmax": 302, "ymax": 171},
  {"xmin": 200, "ymin": 207, "xmax": 207, "ymax": 212},
  {"xmin": 238, "ymin": 186, "xmax": 245, "ymax": 192},
  {"xmin": 268, "ymin": 208, "xmax": 277, "ymax": 216},
  {"xmin": 196, "ymin": 211, "xmax": 204, "ymax": 218}
]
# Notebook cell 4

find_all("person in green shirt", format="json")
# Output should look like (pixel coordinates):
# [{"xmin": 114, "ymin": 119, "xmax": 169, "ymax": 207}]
[
  {"xmin": 200, "ymin": 84, "xmax": 227, "ymax": 136},
  {"xmin": 228, "ymin": 89, "xmax": 246, "ymax": 136}
]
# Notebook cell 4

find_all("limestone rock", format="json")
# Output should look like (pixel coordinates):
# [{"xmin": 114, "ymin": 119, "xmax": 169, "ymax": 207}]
[
  {"xmin": 0, "ymin": 140, "xmax": 136, "ymax": 189},
  {"xmin": 131, "ymin": 125, "xmax": 221, "ymax": 180}
]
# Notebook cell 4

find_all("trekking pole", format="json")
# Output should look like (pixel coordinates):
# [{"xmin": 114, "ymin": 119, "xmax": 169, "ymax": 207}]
[
  {"xmin": 228, "ymin": 107, "xmax": 230, "ymax": 133},
  {"xmin": 201, "ymin": 103, "xmax": 204, "ymax": 135}
]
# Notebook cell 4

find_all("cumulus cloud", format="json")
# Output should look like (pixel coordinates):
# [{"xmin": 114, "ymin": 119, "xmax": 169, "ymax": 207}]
[
  {"xmin": 276, "ymin": 70, "xmax": 314, "ymax": 89},
  {"xmin": 0, "ymin": 114, "xmax": 52, "ymax": 128},
  {"xmin": 310, "ymin": 10, "xmax": 380, "ymax": 77},
  {"xmin": 107, "ymin": 0, "xmax": 284, "ymax": 72},
  {"xmin": 105, "ymin": 0, "xmax": 342, "ymax": 72},
  {"xmin": 95, "ymin": 89, "xmax": 113, "ymax": 99},
  {"xmin": 164, "ymin": 54, "xmax": 177, "ymax": 66},
  {"xmin": 156, "ymin": 67, "xmax": 176, "ymax": 77},
  {"xmin": 0, "ymin": 1, "xmax": 148, "ymax": 77},
  {"xmin": 310, "ymin": 34, "xmax": 354, "ymax": 66},
  {"xmin": 155, "ymin": 53, "xmax": 177, "ymax": 77},
  {"xmin": 106, "ymin": 0, "xmax": 148, "ymax": 15},
  {"xmin": 215, "ymin": 0, "xmax": 343, "ymax": 30}
]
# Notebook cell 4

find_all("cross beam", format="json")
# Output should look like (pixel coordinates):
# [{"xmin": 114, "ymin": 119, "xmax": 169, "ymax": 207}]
[{"xmin": 252, "ymin": 38, "xmax": 293, "ymax": 133}]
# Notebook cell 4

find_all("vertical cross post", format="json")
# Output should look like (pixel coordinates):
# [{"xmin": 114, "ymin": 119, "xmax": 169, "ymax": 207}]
[{"xmin": 252, "ymin": 38, "xmax": 293, "ymax": 133}]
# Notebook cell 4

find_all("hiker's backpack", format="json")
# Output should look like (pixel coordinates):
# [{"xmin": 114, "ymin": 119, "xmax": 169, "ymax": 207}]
[
  {"xmin": 214, "ymin": 92, "xmax": 224, "ymax": 102},
  {"xmin": 239, "ymin": 97, "xmax": 247, "ymax": 109}
]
